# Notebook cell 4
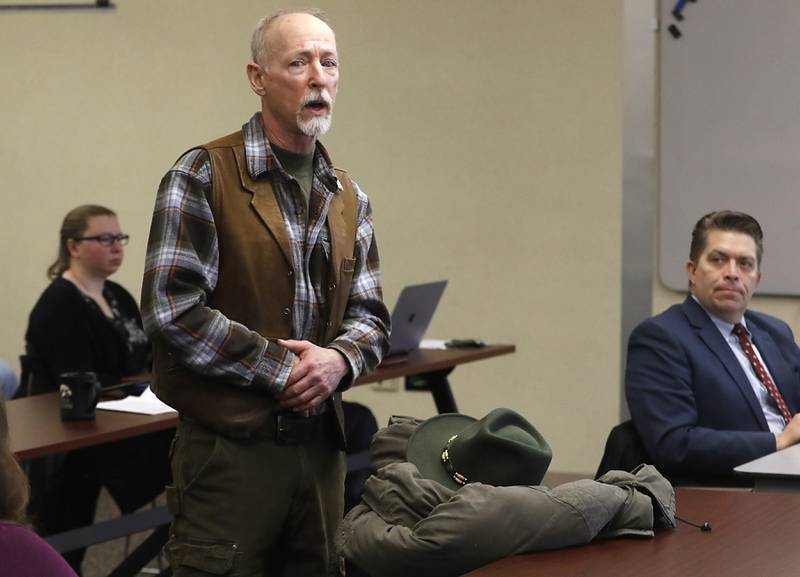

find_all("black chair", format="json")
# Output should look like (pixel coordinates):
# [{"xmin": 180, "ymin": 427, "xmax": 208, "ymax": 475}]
[
  {"xmin": 16, "ymin": 344, "xmax": 54, "ymax": 399},
  {"xmin": 342, "ymin": 401, "xmax": 379, "ymax": 577},
  {"xmin": 595, "ymin": 420, "xmax": 751, "ymax": 488},
  {"xmin": 16, "ymin": 347, "xmax": 66, "ymax": 528},
  {"xmin": 594, "ymin": 419, "xmax": 650, "ymax": 479},
  {"xmin": 342, "ymin": 401, "xmax": 378, "ymax": 513}
]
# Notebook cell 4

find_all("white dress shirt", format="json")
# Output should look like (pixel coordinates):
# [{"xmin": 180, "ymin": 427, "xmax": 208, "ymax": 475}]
[{"xmin": 692, "ymin": 296, "xmax": 785, "ymax": 434}]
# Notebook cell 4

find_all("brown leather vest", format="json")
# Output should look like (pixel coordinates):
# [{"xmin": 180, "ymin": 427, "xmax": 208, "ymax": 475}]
[{"xmin": 151, "ymin": 131, "xmax": 357, "ymax": 446}]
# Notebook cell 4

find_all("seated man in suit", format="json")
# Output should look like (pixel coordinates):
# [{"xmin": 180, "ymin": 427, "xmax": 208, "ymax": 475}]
[{"xmin": 626, "ymin": 210, "xmax": 800, "ymax": 481}]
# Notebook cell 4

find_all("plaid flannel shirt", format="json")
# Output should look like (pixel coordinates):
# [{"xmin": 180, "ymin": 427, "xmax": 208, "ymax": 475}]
[{"xmin": 142, "ymin": 113, "xmax": 390, "ymax": 395}]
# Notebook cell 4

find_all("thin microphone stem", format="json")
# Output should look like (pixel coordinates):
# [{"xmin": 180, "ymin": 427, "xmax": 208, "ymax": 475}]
[{"xmin": 676, "ymin": 516, "xmax": 712, "ymax": 531}]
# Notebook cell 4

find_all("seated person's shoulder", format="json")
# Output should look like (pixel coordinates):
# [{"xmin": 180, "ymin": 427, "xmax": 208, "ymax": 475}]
[
  {"xmin": 29, "ymin": 278, "xmax": 82, "ymax": 318},
  {"xmin": 38, "ymin": 277, "xmax": 77, "ymax": 299},
  {"xmin": 103, "ymin": 280, "xmax": 140, "ymax": 313},
  {"xmin": 745, "ymin": 309, "xmax": 800, "ymax": 358},
  {"xmin": 629, "ymin": 303, "xmax": 687, "ymax": 342},
  {"xmin": 104, "ymin": 279, "xmax": 135, "ymax": 300},
  {"xmin": 0, "ymin": 521, "xmax": 78, "ymax": 577},
  {"xmin": 746, "ymin": 308, "xmax": 794, "ymax": 335}
]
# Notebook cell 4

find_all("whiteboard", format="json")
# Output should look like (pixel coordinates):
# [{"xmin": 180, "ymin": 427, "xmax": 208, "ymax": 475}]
[{"xmin": 659, "ymin": 0, "xmax": 800, "ymax": 295}]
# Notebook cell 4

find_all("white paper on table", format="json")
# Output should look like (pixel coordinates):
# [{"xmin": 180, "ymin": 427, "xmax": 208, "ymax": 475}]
[
  {"xmin": 97, "ymin": 386, "xmax": 177, "ymax": 415},
  {"xmin": 420, "ymin": 339, "xmax": 448, "ymax": 350}
]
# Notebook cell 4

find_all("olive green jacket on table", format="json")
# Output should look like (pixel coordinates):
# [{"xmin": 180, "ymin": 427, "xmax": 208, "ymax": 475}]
[{"xmin": 337, "ymin": 416, "xmax": 676, "ymax": 577}]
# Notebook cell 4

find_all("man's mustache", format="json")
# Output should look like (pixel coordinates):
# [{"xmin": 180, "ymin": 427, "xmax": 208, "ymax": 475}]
[{"xmin": 300, "ymin": 90, "xmax": 333, "ymax": 108}]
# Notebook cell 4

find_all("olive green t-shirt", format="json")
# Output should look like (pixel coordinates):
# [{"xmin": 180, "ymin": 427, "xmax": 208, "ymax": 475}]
[{"xmin": 270, "ymin": 143, "xmax": 314, "ymax": 213}]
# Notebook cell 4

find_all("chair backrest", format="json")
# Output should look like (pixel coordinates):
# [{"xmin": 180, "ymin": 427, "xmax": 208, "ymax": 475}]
[
  {"xmin": 594, "ymin": 419, "xmax": 650, "ymax": 479},
  {"xmin": 17, "ymin": 346, "xmax": 65, "ymax": 524},
  {"xmin": 16, "ymin": 345, "xmax": 54, "ymax": 399}
]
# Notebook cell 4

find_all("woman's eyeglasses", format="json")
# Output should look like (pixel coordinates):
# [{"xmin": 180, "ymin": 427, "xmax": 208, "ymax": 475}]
[{"xmin": 73, "ymin": 234, "xmax": 130, "ymax": 247}]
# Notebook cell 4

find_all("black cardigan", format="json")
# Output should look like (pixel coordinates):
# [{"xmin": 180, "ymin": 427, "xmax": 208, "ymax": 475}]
[{"xmin": 25, "ymin": 277, "xmax": 150, "ymax": 391}]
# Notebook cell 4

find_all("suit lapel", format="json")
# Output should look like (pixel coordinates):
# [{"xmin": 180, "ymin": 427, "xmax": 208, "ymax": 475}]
[
  {"xmin": 682, "ymin": 297, "xmax": 769, "ymax": 429},
  {"xmin": 748, "ymin": 318, "xmax": 797, "ymax": 414}
]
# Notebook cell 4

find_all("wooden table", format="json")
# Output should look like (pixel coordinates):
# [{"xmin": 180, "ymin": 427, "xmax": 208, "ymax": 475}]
[
  {"xmin": 366, "ymin": 344, "xmax": 515, "ymax": 414},
  {"xmin": 463, "ymin": 487, "xmax": 800, "ymax": 577},
  {"xmin": 362, "ymin": 344, "xmax": 515, "ymax": 385},
  {"xmin": 8, "ymin": 394, "xmax": 176, "ymax": 460},
  {"xmin": 9, "ymin": 344, "xmax": 515, "ymax": 459}
]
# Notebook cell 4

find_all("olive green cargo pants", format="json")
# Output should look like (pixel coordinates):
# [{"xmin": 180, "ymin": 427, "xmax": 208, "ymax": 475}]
[{"xmin": 164, "ymin": 416, "xmax": 345, "ymax": 577}]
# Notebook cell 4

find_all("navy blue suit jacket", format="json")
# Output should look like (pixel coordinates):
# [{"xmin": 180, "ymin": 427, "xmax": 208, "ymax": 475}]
[{"xmin": 625, "ymin": 296, "xmax": 800, "ymax": 476}]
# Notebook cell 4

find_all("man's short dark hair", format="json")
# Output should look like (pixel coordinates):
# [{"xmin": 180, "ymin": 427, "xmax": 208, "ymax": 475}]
[{"xmin": 689, "ymin": 210, "xmax": 764, "ymax": 265}]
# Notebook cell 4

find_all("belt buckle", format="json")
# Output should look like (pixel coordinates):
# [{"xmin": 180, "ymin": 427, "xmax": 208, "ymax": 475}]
[{"xmin": 275, "ymin": 413, "xmax": 317, "ymax": 445}]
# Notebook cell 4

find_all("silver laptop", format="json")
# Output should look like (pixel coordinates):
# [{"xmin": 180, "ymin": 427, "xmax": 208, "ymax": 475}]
[{"xmin": 386, "ymin": 280, "xmax": 448, "ymax": 357}]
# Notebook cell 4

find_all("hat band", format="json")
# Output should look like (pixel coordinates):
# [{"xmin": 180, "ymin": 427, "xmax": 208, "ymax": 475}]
[{"xmin": 440, "ymin": 435, "xmax": 468, "ymax": 486}]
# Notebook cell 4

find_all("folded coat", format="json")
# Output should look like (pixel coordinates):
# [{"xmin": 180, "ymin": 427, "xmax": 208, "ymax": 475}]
[{"xmin": 337, "ymin": 416, "xmax": 676, "ymax": 577}]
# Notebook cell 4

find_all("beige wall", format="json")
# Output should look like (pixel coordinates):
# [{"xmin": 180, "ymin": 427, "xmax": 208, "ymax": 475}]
[{"xmin": 0, "ymin": 0, "xmax": 622, "ymax": 474}]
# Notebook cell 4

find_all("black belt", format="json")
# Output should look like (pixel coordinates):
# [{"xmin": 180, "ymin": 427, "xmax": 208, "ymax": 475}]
[
  {"xmin": 180, "ymin": 410, "xmax": 329, "ymax": 445},
  {"xmin": 273, "ymin": 411, "xmax": 327, "ymax": 445}
]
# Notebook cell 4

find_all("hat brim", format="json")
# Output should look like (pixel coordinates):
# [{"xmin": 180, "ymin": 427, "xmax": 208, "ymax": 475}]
[{"xmin": 406, "ymin": 413, "xmax": 477, "ymax": 490}]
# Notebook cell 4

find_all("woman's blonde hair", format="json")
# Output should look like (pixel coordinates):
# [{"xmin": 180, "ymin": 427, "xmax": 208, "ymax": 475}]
[{"xmin": 0, "ymin": 398, "xmax": 29, "ymax": 524}]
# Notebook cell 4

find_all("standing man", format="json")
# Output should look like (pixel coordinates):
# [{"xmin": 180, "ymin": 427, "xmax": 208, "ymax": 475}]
[
  {"xmin": 626, "ymin": 211, "xmax": 800, "ymax": 482},
  {"xmin": 142, "ymin": 10, "xmax": 390, "ymax": 576}
]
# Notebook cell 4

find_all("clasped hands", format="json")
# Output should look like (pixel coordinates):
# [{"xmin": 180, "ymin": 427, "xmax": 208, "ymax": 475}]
[{"xmin": 278, "ymin": 339, "xmax": 348, "ymax": 413}]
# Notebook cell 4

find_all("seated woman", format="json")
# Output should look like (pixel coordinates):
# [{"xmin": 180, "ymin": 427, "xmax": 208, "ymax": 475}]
[
  {"xmin": 26, "ymin": 204, "xmax": 149, "ymax": 391},
  {"xmin": 0, "ymin": 398, "xmax": 78, "ymax": 577},
  {"xmin": 24, "ymin": 205, "xmax": 171, "ymax": 575}
]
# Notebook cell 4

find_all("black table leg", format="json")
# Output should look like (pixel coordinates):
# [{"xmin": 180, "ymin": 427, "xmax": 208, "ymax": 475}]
[{"xmin": 405, "ymin": 367, "xmax": 458, "ymax": 413}]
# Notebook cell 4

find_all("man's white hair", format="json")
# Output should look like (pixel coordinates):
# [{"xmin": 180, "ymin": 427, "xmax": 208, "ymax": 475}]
[{"xmin": 250, "ymin": 8, "xmax": 329, "ymax": 68}]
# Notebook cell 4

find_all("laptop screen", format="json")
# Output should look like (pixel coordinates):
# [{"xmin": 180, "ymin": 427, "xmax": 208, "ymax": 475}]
[{"xmin": 386, "ymin": 280, "xmax": 447, "ymax": 356}]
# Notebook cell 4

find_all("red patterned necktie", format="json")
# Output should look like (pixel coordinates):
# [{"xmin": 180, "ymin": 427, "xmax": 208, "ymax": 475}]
[{"xmin": 733, "ymin": 323, "xmax": 792, "ymax": 424}]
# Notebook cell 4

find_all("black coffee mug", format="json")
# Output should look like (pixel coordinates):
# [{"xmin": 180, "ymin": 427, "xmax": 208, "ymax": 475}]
[{"xmin": 59, "ymin": 371, "xmax": 102, "ymax": 421}]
